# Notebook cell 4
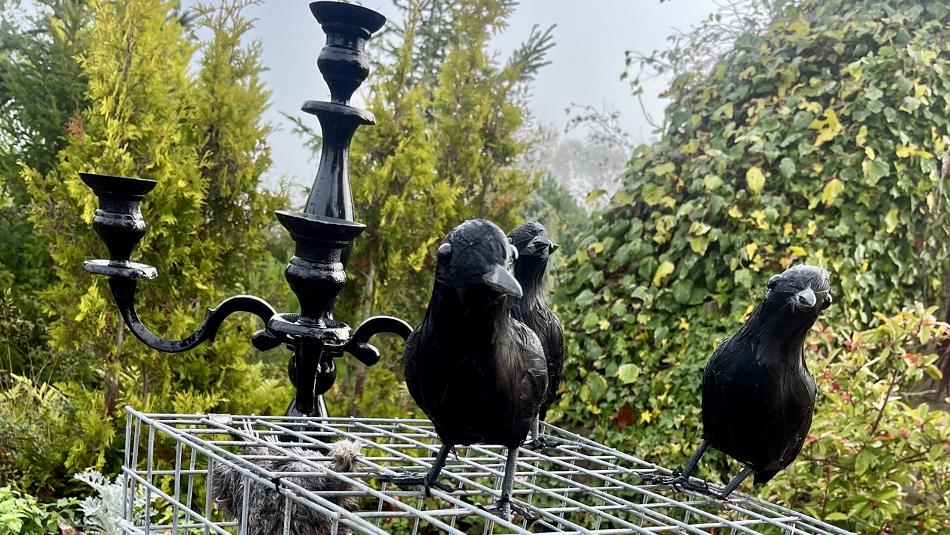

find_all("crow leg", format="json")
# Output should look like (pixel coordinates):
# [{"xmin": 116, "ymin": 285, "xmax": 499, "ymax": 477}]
[
  {"xmin": 423, "ymin": 443, "xmax": 452, "ymax": 495},
  {"xmin": 680, "ymin": 439, "xmax": 709, "ymax": 480},
  {"xmin": 718, "ymin": 465, "xmax": 753, "ymax": 499},
  {"xmin": 645, "ymin": 440, "xmax": 710, "ymax": 491},
  {"xmin": 522, "ymin": 418, "xmax": 564, "ymax": 451},
  {"xmin": 480, "ymin": 448, "xmax": 537, "ymax": 522},
  {"xmin": 379, "ymin": 443, "xmax": 454, "ymax": 496}
]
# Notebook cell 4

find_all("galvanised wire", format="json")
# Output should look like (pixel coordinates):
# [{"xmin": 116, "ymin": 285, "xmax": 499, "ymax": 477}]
[{"xmin": 121, "ymin": 407, "xmax": 855, "ymax": 535}]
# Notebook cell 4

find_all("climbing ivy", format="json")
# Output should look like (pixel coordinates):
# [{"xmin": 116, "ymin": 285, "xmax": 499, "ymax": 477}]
[{"xmin": 553, "ymin": 0, "xmax": 949, "ymax": 530}]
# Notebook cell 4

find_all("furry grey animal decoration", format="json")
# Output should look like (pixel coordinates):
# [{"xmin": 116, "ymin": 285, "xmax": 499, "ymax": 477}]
[{"xmin": 211, "ymin": 438, "xmax": 362, "ymax": 535}]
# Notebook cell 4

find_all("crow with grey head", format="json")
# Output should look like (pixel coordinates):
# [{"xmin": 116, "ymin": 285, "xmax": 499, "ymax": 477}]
[
  {"xmin": 666, "ymin": 264, "xmax": 832, "ymax": 498},
  {"xmin": 507, "ymin": 222, "xmax": 564, "ymax": 449},
  {"xmin": 388, "ymin": 219, "xmax": 547, "ymax": 520}
]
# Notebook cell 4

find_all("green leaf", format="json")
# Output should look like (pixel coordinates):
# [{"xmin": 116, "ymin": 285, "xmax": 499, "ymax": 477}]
[
  {"xmin": 862, "ymin": 158, "xmax": 890, "ymax": 184},
  {"xmin": 703, "ymin": 174, "xmax": 723, "ymax": 191},
  {"xmin": 616, "ymin": 364, "xmax": 640, "ymax": 384},
  {"xmin": 650, "ymin": 162, "xmax": 676, "ymax": 175},
  {"xmin": 778, "ymin": 157, "xmax": 796, "ymax": 178},
  {"xmin": 588, "ymin": 372, "xmax": 608, "ymax": 399},
  {"xmin": 575, "ymin": 289, "xmax": 596, "ymax": 306},
  {"xmin": 672, "ymin": 279, "xmax": 693, "ymax": 304}
]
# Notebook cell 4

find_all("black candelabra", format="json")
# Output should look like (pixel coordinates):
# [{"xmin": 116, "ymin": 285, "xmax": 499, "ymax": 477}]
[{"xmin": 81, "ymin": 1, "xmax": 410, "ymax": 418}]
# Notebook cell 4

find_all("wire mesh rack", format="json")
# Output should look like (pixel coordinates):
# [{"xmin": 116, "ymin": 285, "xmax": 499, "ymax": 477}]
[{"xmin": 120, "ymin": 407, "xmax": 854, "ymax": 535}]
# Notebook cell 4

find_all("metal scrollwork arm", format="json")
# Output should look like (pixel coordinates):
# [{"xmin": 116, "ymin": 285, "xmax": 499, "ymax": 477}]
[
  {"xmin": 329, "ymin": 315, "xmax": 413, "ymax": 365},
  {"xmin": 108, "ymin": 278, "xmax": 277, "ymax": 353}
]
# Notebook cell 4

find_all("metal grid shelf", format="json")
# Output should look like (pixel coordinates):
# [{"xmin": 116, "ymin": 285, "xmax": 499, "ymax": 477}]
[{"xmin": 121, "ymin": 407, "xmax": 853, "ymax": 534}]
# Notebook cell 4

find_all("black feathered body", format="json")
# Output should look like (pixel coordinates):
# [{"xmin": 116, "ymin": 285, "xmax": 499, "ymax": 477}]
[
  {"xmin": 702, "ymin": 266, "xmax": 829, "ymax": 486},
  {"xmin": 405, "ymin": 285, "xmax": 548, "ymax": 448},
  {"xmin": 509, "ymin": 255, "xmax": 564, "ymax": 422},
  {"xmin": 211, "ymin": 440, "xmax": 361, "ymax": 535}
]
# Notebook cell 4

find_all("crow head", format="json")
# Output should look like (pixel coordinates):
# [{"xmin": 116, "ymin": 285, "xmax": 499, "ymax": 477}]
[
  {"xmin": 764, "ymin": 264, "xmax": 833, "ymax": 317},
  {"xmin": 435, "ymin": 219, "xmax": 522, "ymax": 309},
  {"xmin": 508, "ymin": 221, "xmax": 558, "ymax": 260}
]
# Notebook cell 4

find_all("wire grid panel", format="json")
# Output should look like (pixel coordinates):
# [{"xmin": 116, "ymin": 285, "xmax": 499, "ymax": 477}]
[{"xmin": 121, "ymin": 407, "xmax": 854, "ymax": 535}]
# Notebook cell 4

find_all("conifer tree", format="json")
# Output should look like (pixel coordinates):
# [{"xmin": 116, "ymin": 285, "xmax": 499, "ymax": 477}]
[
  {"xmin": 17, "ymin": 0, "xmax": 287, "ymax": 483},
  {"xmin": 0, "ymin": 0, "xmax": 90, "ymax": 370}
]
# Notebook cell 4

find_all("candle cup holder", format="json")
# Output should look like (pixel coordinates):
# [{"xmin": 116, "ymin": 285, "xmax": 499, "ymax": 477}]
[
  {"xmin": 310, "ymin": 0, "xmax": 386, "ymax": 105},
  {"xmin": 80, "ymin": 172, "xmax": 158, "ymax": 279}
]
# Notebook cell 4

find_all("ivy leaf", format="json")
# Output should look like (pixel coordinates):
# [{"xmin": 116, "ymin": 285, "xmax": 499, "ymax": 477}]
[
  {"xmin": 588, "ymin": 373, "xmax": 608, "ymax": 400},
  {"xmin": 821, "ymin": 178, "xmax": 844, "ymax": 206},
  {"xmin": 778, "ymin": 157, "xmax": 796, "ymax": 178},
  {"xmin": 652, "ymin": 260, "xmax": 675, "ymax": 287},
  {"xmin": 672, "ymin": 279, "xmax": 693, "ymax": 304},
  {"xmin": 862, "ymin": 158, "xmax": 890, "ymax": 184},
  {"xmin": 688, "ymin": 236, "xmax": 709, "ymax": 254},
  {"xmin": 703, "ymin": 174, "xmax": 723, "ymax": 191},
  {"xmin": 746, "ymin": 166, "xmax": 766, "ymax": 194},
  {"xmin": 585, "ymin": 189, "xmax": 607, "ymax": 203},
  {"xmin": 856, "ymin": 125, "xmax": 868, "ymax": 146},
  {"xmin": 884, "ymin": 208, "xmax": 899, "ymax": 233},
  {"xmin": 650, "ymin": 162, "xmax": 676, "ymax": 175},
  {"xmin": 616, "ymin": 364, "xmax": 640, "ymax": 384},
  {"xmin": 809, "ymin": 108, "xmax": 842, "ymax": 146}
]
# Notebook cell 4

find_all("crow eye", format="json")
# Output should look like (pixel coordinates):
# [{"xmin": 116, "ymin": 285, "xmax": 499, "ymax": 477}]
[
  {"xmin": 767, "ymin": 275, "xmax": 781, "ymax": 289},
  {"xmin": 437, "ymin": 242, "xmax": 452, "ymax": 261}
]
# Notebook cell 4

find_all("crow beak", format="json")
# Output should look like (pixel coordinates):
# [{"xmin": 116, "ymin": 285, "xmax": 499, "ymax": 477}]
[
  {"xmin": 793, "ymin": 287, "xmax": 817, "ymax": 309},
  {"xmin": 481, "ymin": 264, "xmax": 523, "ymax": 297},
  {"xmin": 550, "ymin": 242, "xmax": 559, "ymax": 253},
  {"xmin": 525, "ymin": 234, "xmax": 553, "ymax": 256}
]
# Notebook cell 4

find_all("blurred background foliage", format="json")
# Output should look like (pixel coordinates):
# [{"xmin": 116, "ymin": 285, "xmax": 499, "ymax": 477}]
[{"xmin": 0, "ymin": 0, "xmax": 947, "ymax": 533}]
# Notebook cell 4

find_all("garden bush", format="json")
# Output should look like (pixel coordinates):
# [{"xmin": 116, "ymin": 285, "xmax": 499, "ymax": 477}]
[{"xmin": 552, "ymin": 0, "xmax": 949, "ymax": 531}]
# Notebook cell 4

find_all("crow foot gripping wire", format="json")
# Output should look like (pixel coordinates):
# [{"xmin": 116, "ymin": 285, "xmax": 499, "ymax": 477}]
[
  {"xmin": 479, "ymin": 498, "xmax": 540, "ymax": 525},
  {"xmin": 376, "ymin": 471, "xmax": 455, "ymax": 496},
  {"xmin": 522, "ymin": 435, "xmax": 566, "ymax": 451}
]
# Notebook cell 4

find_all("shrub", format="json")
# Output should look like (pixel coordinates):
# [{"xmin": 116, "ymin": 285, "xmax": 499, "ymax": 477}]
[{"xmin": 552, "ymin": 0, "xmax": 950, "ymax": 530}]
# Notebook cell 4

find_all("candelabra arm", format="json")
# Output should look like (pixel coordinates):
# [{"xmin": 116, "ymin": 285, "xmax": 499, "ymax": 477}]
[
  {"xmin": 331, "ymin": 315, "xmax": 412, "ymax": 365},
  {"xmin": 108, "ymin": 278, "xmax": 277, "ymax": 353}
]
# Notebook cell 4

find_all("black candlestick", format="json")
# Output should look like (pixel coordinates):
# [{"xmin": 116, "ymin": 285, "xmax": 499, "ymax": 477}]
[{"xmin": 80, "ymin": 1, "xmax": 410, "ymax": 417}]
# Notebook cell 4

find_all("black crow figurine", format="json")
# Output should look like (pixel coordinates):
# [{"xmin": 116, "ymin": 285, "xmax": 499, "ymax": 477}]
[
  {"xmin": 669, "ymin": 264, "xmax": 832, "ymax": 498},
  {"xmin": 391, "ymin": 219, "xmax": 548, "ymax": 519},
  {"xmin": 507, "ymin": 222, "xmax": 564, "ymax": 450}
]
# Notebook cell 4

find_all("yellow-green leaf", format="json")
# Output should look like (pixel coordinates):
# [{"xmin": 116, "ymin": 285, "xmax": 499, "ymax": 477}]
[
  {"xmin": 884, "ymin": 208, "xmax": 899, "ymax": 233},
  {"xmin": 788, "ymin": 18, "xmax": 809, "ymax": 36},
  {"xmin": 723, "ymin": 102, "xmax": 734, "ymax": 119},
  {"xmin": 585, "ymin": 189, "xmax": 606, "ymax": 203},
  {"xmin": 703, "ymin": 174, "xmax": 723, "ymax": 191},
  {"xmin": 616, "ymin": 364, "xmax": 640, "ymax": 384},
  {"xmin": 650, "ymin": 162, "xmax": 676, "ymax": 175},
  {"xmin": 746, "ymin": 166, "xmax": 765, "ymax": 194},
  {"xmin": 809, "ymin": 108, "xmax": 842, "ymax": 146},
  {"xmin": 653, "ymin": 260, "xmax": 675, "ymax": 287},
  {"xmin": 821, "ymin": 178, "xmax": 844, "ymax": 206},
  {"xmin": 856, "ymin": 125, "xmax": 868, "ymax": 146},
  {"xmin": 744, "ymin": 243, "xmax": 758, "ymax": 259}
]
